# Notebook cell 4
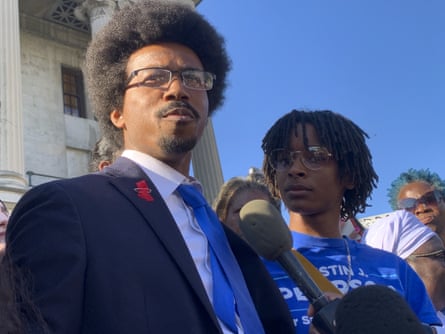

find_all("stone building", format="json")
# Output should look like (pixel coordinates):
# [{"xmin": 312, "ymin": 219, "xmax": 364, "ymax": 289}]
[{"xmin": 0, "ymin": 0, "xmax": 225, "ymax": 211}]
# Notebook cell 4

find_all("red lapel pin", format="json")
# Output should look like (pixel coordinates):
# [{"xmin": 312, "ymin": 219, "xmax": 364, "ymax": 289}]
[{"xmin": 134, "ymin": 180, "xmax": 154, "ymax": 202}]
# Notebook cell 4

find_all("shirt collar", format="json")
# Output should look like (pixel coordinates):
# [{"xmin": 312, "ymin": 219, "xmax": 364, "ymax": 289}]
[{"xmin": 122, "ymin": 149, "xmax": 195, "ymax": 200}]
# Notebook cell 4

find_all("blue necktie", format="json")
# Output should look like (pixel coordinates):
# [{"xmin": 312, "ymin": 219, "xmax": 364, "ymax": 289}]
[{"xmin": 177, "ymin": 184, "xmax": 265, "ymax": 334}]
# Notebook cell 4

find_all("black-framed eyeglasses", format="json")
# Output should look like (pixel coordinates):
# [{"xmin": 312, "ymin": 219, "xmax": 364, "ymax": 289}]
[
  {"xmin": 407, "ymin": 249, "xmax": 445, "ymax": 262},
  {"xmin": 397, "ymin": 190, "xmax": 442, "ymax": 212},
  {"xmin": 125, "ymin": 67, "xmax": 216, "ymax": 91},
  {"xmin": 268, "ymin": 146, "xmax": 333, "ymax": 172}
]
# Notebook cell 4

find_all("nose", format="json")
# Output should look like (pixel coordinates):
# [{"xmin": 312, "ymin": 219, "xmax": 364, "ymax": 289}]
[
  {"xmin": 164, "ymin": 74, "xmax": 191, "ymax": 101},
  {"xmin": 287, "ymin": 154, "xmax": 307, "ymax": 178},
  {"xmin": 414, "ymin": 203, "xmax": 431, "ymax": 215}
]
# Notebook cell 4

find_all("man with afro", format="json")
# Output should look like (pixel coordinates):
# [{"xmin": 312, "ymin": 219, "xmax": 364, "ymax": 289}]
[{"xmin": 5, "ymin": 2, "xmax": 293, "ymax": 333}]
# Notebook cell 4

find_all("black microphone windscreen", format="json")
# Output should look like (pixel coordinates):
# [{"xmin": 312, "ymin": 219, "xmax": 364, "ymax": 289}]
[
  {"xmin": 334, "ymin": 284, "xmax": 426, "ymax": 334},
  {"xmin": 239, "ymin": 199, "xmax": 292, "ymax": 260}
]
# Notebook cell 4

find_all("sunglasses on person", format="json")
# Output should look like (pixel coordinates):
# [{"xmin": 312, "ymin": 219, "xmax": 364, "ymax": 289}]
[
  {"xmin": 407, "ymin": 249, "xmax": 445, "ymax": 262},
  {"xmin": 397, "ymin": 190, "xmax": 442, "ymax": 212}
]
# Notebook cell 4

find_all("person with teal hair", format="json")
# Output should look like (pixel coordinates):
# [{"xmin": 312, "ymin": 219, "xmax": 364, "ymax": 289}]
[{"xmin": 388, "ymin": 168, "xmax": 445, "ymax": 244}]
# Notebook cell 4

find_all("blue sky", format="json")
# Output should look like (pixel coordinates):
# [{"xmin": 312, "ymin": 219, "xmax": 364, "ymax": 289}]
[{"xmin": 197, "ymin": 0, "xmax": 445, "ymax": 218}]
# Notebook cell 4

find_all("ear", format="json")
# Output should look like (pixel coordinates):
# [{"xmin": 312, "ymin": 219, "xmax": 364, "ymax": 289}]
[
  {"xmin": 98, "ymin": 160, "xmax": 111, "ymax": 171},
  {"xmin": 110, "ymin": 109, "xmax": 125, "ymax": 128}
]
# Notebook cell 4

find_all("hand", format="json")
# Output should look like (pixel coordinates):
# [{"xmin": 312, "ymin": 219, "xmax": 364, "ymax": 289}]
[
  {"xmin": 307, "ymin": 292, "xmax": 342, "ymax": 317},
  {"xmin": 308, "ymin": 324, "xmax": 323, "ymax": 334},
  {"xmin": 308, "ymin": 292, "xmax": 343, "ymax": 334}
]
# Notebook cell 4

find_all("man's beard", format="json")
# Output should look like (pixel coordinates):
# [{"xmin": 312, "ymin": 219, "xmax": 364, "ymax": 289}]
[{"xmin": 159, "ymin": 135, "xmax": 197, "ymax": 154}]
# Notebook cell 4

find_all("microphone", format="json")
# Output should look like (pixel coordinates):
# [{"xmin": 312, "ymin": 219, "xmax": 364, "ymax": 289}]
[
  {"xmin": 239, "ymin": 199, "xmax": 339, "ymax": 333},
  {"xmin": 335, "ymin": 285, "xmax": 430, "ymax": 334}
]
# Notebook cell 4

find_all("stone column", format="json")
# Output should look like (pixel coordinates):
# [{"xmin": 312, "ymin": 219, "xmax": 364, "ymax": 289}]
[
  {"xmin": 75, "ymin": 0, "xmax": 224, "ymax": 202},
  {"xmin": 192, "ymin": 120, "xmax": 224, "ymax": 202},
  {"xmin": 0, "ymin": 0, "xmax": 27, "ymax": 203}
]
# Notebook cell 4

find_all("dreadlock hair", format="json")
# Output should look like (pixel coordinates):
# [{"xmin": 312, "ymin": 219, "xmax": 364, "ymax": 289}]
[
  {"xmin": 212, "ymin": 176, "xmax": 281, "ymax": 225},
  {"xmin": 387, "ymin": 168, "xmax": 445, "ymax": 210},
  {"xmin": 261, "ymin": 109, "xmax": 378, "ymax": 220},
  {"xmin": 85, "ymin": 0, "xmax": 231, "ymax": 150}
]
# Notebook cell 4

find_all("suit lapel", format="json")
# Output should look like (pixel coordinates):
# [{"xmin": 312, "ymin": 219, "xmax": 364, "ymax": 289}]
[{"xmin": 105, "ymin": 158, "xmax": 220, "ymax": 328}]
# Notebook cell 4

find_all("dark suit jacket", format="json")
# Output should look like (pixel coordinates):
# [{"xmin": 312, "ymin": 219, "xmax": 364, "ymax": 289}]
[{"xmin": 6, "ymin": 158, "xmax": 294, "ymax": 333}]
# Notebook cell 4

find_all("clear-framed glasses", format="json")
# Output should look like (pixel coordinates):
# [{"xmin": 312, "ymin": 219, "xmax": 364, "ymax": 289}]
[
  {"xmin": 268, "ymin": 146, "xmax": 333, "ymax": 172},
  {"xmin": 407, "ymin": 249, "xmax": 445, "ymax": 262},
  {"xmin": 397, "ymin": 190, "xmax": 442, "ymax": 212},
  {"xmin": 125, "ymin": 67, "xmax": 216, "ymax": 91}
]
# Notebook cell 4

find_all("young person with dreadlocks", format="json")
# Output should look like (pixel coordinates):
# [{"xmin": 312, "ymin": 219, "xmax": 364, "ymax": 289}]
[{"xmin": 260, "ymin": 109, "xmax": 440, "ymax": 333}]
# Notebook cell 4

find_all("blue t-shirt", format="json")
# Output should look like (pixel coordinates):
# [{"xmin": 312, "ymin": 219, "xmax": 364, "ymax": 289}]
[{"xmin": 264, "ymin": 231, "xmax": 440, "ymax": 333}]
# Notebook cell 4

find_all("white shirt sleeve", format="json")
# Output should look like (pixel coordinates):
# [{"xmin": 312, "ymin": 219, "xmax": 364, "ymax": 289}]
[{"xmin": 362, "ymin": 210, "xmax": 435, "ymax": 259}]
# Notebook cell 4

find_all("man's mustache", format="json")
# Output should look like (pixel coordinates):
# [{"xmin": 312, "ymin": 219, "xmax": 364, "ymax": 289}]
[{"xmin": 157, "ymin": 101, "xmax": 200, "ymax": 119}]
